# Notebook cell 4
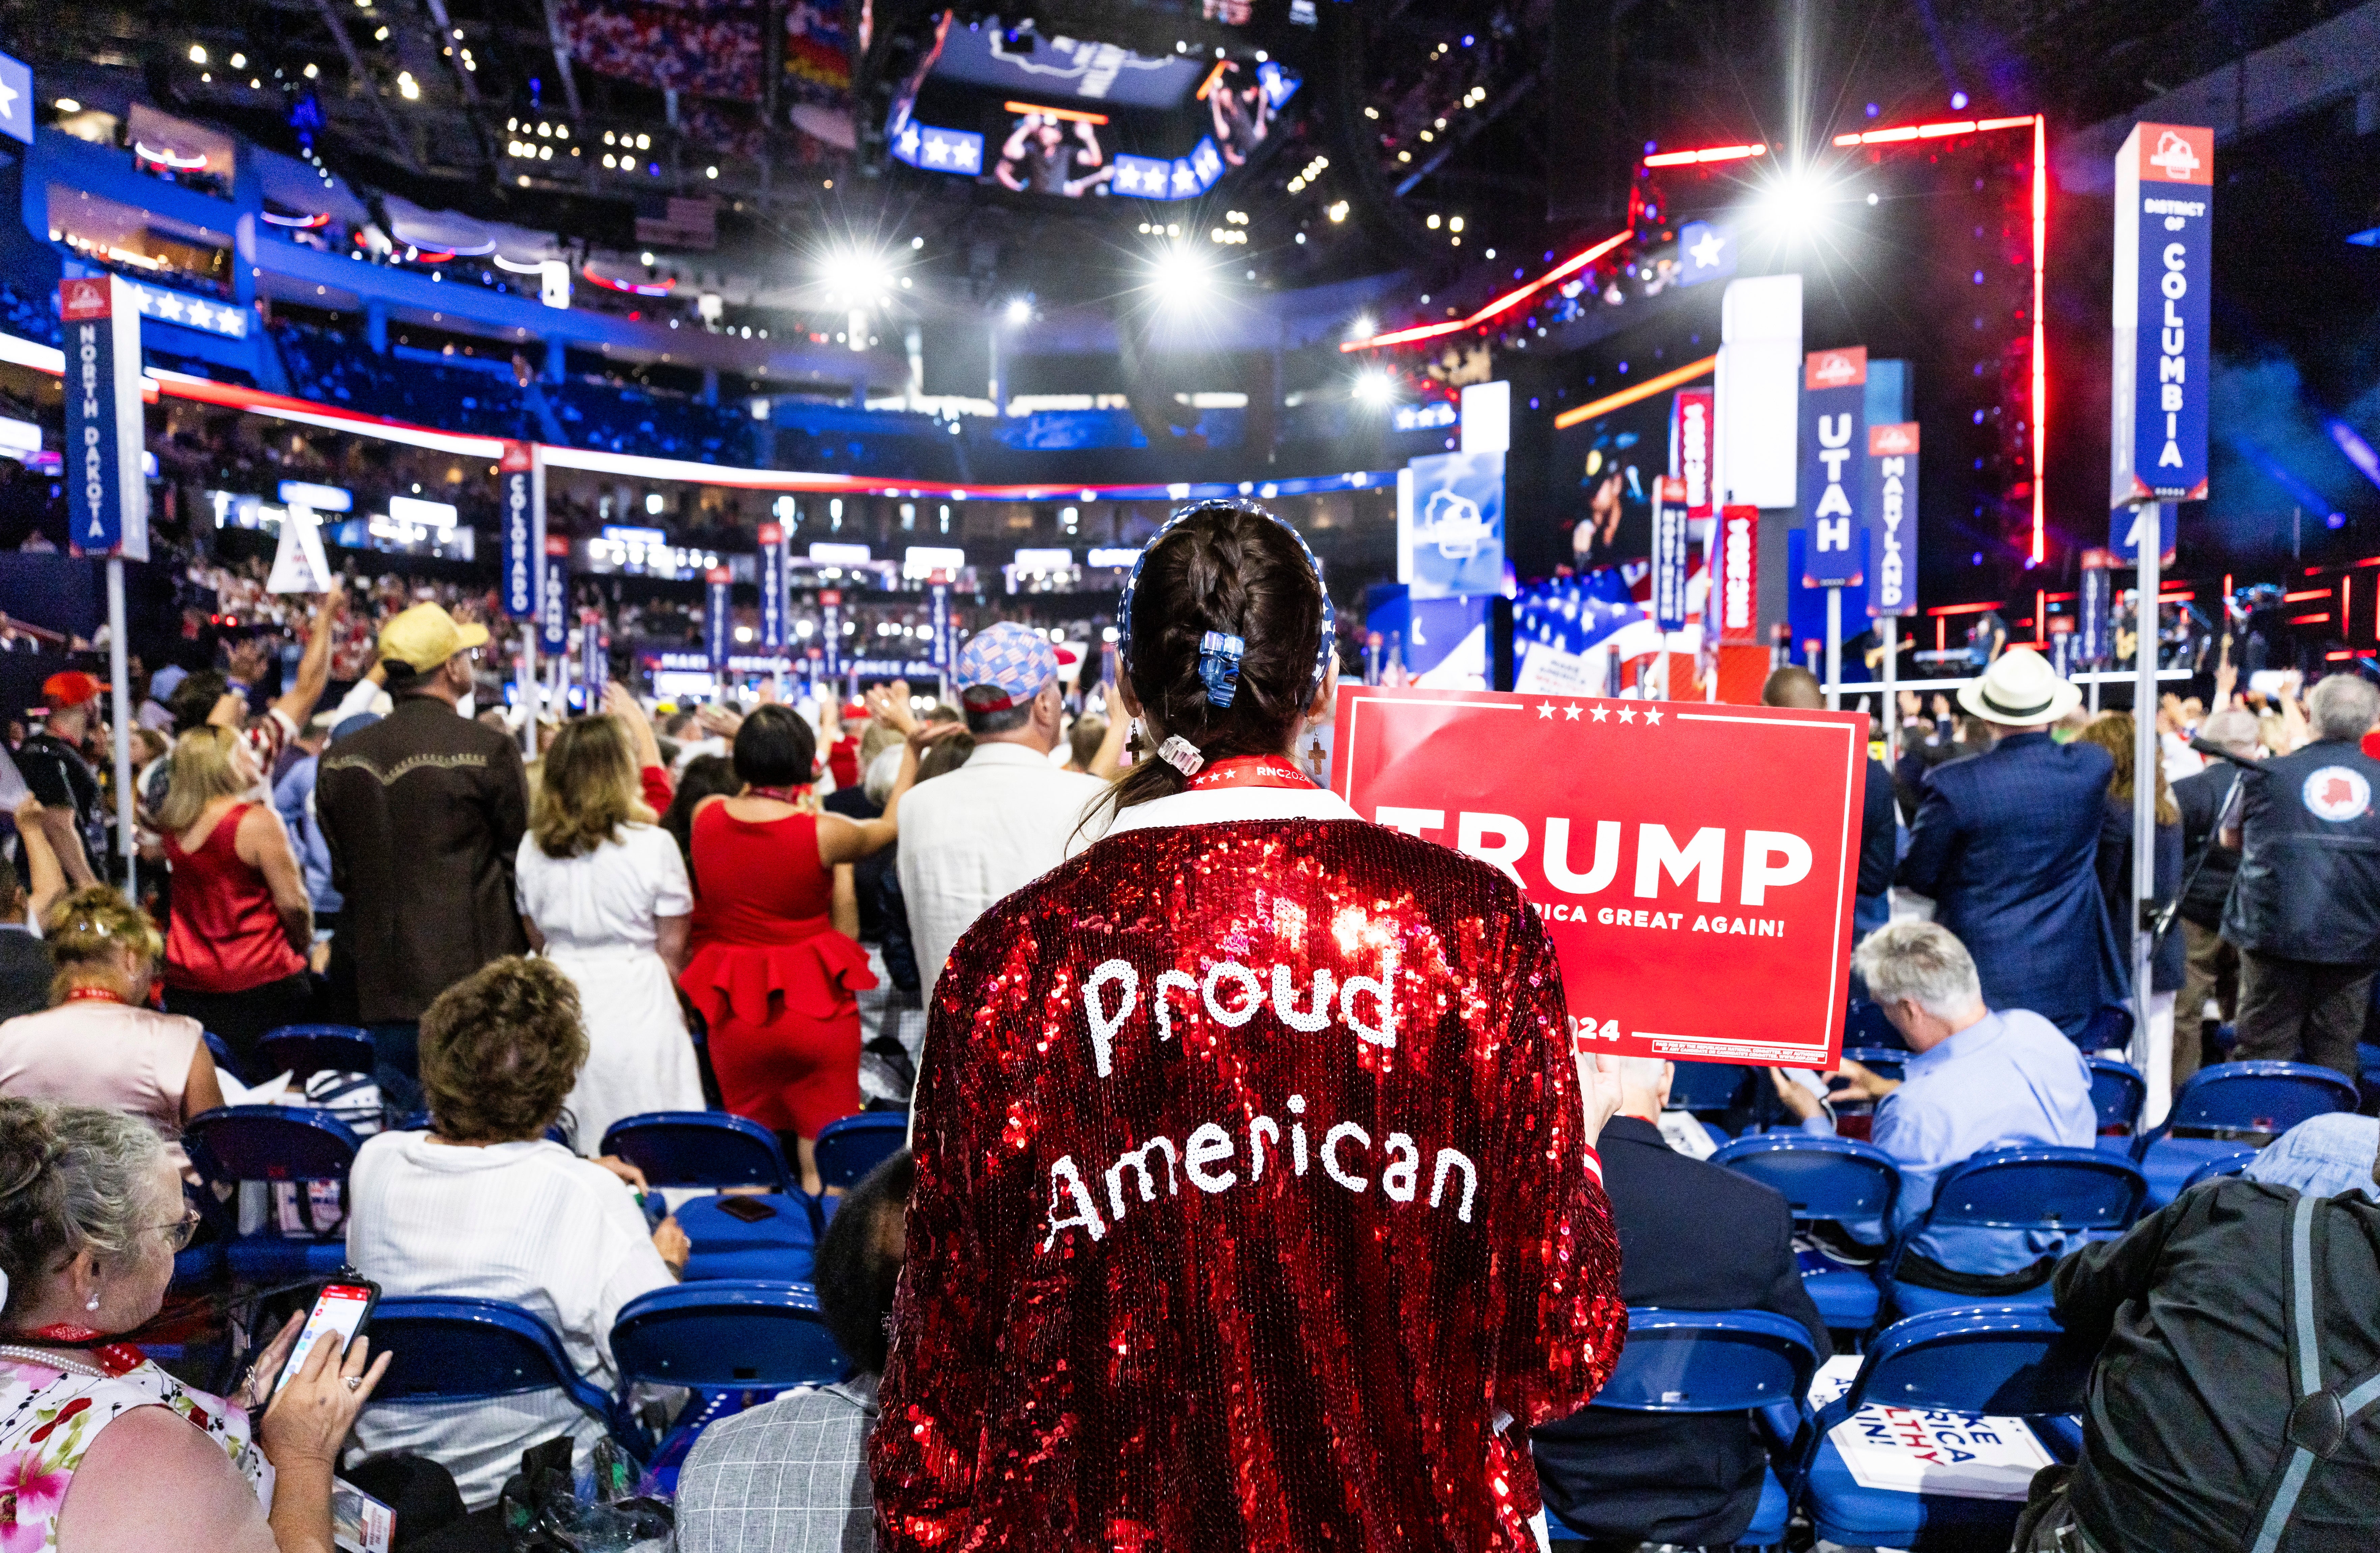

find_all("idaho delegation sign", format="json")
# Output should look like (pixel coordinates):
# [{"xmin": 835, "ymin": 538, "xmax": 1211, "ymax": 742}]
[{"xmin": 1333, "ymin": 685, "xmax": 1861, "ymax": 1066}]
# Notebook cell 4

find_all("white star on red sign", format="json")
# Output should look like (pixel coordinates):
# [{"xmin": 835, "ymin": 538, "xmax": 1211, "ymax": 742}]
[
  {"xmin": 1618, "ymin": 707, "xmax": 1638, "ymax": 724},
  {"xmin": 1589, "ymin": 705, "xmax": 1609, "ymax": 723},
  {"xmin": 1537, "ymin": 702, "xmax": 1555, "ymax": 719},
  {"xmin": 1643, "ymin": 706, "xmax": 1663, "ymax": 725},
  {"xmin": 1563, "ymin": 703, "xmax": 1581, "ymax": 721}
]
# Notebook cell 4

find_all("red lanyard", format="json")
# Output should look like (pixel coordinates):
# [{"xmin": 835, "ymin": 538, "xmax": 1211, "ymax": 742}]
[
  {"xmin": 1185, "ymin": 755, "xmax": 1317, "ymax": 792},
  {"xmin": 65, "ymin": 988, "xmax": 123, "ymax": 1005},
  {"xmin": 22, "ymin": 1325, "xmax": 147, "ymax": 1377}
]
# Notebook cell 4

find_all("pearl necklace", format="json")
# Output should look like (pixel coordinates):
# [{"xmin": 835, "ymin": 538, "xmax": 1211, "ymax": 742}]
[{"xmin": 0, "ymin": 1343, "xmax": 110, "ymax": 1379}]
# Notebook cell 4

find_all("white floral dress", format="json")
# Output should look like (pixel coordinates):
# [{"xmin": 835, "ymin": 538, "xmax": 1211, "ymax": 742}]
[{"xmin": 0, "ymin": 1356, "xmax": 271, "ymax": 1550}]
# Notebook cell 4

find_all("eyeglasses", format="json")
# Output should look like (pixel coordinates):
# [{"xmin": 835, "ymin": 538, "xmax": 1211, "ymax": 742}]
[{"xmin": 150, "ymin": 1211, "xmax": 203, "ymax": 1252}]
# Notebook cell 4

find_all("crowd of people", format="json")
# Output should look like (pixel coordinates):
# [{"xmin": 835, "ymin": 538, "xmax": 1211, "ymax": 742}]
[{"xmin": 0, "ymin": 500, "xmax": 2373, "ymax": 1552}]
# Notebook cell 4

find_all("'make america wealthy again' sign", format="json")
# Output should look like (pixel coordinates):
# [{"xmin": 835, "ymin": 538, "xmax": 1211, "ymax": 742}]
[{"xmin": 1333, "ymin": 686, "xmax": 1862, "ymax": 1067}]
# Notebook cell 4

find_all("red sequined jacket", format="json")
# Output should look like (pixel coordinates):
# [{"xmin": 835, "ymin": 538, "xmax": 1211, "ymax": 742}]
[{"xmin": 873, "ymin": 786, "xmax": 1626, "ymax": 1551}]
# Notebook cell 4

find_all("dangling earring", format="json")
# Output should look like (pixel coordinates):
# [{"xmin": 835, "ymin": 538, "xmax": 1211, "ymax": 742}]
[
  {"xmin": 1305, "ymin": 733, "xmax": 1326, "ymax": 779},
  {"xmin": 85, "ymin": 1294, "xmax": 100, "ymax": 1310},
  {"xmin": 1125, "ymin": 717, "xmax": 1146, "ymax": 765}
]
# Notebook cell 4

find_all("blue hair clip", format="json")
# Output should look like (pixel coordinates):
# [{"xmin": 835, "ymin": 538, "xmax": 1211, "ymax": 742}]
[{"xmin": 1197, "ymin": 631, "xmax": 1245, "ymax": 707}]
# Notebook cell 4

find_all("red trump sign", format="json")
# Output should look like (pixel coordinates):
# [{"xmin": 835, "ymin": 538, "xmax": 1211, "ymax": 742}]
[{"xmin": 1332, "ymin": 685, "xmax": 1861, "ymax": 1067}]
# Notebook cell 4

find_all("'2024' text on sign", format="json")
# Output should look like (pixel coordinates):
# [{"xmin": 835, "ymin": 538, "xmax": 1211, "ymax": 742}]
[{"xmin": 1333, "ymin": 686, "xmax": 1861, "ymax": 1067}]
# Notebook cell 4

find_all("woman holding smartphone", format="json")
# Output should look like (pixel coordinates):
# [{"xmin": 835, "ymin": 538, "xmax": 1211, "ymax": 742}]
[{"xmin": 0, "ymin": 1097, "xmax": 387, "ymax": 1552}]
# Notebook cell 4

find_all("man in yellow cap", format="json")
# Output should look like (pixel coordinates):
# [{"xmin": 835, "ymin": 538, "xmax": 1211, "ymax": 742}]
[{"xmin": 317, "ymin": 602, "xmax": 527, "ymax": 1104}]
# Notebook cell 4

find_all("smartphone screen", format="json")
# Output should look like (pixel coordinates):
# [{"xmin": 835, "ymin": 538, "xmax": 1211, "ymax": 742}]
[{"xmin": 275, "ymin": 1282, "xmax": 375, "ymax": 1398}]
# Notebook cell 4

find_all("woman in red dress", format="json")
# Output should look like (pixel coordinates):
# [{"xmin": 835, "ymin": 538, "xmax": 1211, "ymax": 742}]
[
  {"xmin": 679, "ymin": 698, "xmax": 940, "ymax": 1193},
  {"xmin": 875, "ymin": 501, "xmax": 1628, "ymax": 1552}
]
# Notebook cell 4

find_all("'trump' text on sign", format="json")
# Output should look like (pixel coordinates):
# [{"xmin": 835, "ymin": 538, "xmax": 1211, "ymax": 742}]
[{"xmin": 1333, "ymin": 685, "xmax": 1861, "ymax": 1067}]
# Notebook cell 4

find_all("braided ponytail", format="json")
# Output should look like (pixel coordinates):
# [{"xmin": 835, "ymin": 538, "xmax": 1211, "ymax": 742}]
[{"xmin": 1096, "ymin": 504, "xmax": 1328, "ymax": 823}]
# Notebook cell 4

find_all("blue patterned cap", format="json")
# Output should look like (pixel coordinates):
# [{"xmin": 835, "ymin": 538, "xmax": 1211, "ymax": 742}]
[
  {"xmin": 953, "ymin": 620, "xmax": 1061, "ymax": 710},
  {"xmin": 1117, "ymin": 499, "xmax": 1335, "ymax": 702}
]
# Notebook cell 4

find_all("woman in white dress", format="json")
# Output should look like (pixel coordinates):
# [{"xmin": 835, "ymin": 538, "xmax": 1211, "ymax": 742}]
[{"xmin": 515, "ymin": 713, "xmax": 703, "ymax": 1147}]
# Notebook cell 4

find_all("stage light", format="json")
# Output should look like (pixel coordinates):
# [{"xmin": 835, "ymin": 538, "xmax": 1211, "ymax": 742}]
[
  {"xmin": 820, "ymin": 246, "xmax": 896, "ymax": 306},
  {"xmin": 55, "ymin": 98, "xmax": 80, "ymax": 113},
  {"xmin": 188, "ymin": 45, "xmax": 206, "ymax": 63},
  {"xmin": 1353, "ymin": 370, "xmax": 1392, "ymax": 406},
  {"xmin": 644, "ymin": 492, "xmax": 664, "ymax": 514},
  {"xmin": 910, "ymin": 235, "xmax": 924, "ymax": 249},
  {"xmin": 1148, "ymin": 246, "xmax": 1212, "ymax": 299},
  {"xmin": 1006, "ymin": 297, "xmax": 1033, "ymax": 323}
]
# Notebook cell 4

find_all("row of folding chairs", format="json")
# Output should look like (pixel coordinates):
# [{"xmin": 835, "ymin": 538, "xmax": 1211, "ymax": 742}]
[
  {"xmin": 358, "ymin": 1283, "xmax": 2097, "ymax": 1545},
  {"xmin": 360, "ymin": 1278, "xmax": 846, "ymax": 1497},
  {"xmin": 175, "ymin": 1093, "xmax": 910, "ymax": 1288},
  {"xmin": 1668, "ymin": 1052, "xmax": 2154, "ymax": 1147},
  {"xmin": 1548, "ymin": 1302, "xmax": 2099, "ymax": 1551},
  {"xmin": 1703, "ymin": 1057, "xmax": 2355, "ymax": 1335}
]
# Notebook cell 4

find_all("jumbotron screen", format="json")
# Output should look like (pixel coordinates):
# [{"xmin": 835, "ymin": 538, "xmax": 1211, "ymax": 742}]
[{"xmin": 885, "ymin": 13, "xmax": 1304, "ymax": 202}]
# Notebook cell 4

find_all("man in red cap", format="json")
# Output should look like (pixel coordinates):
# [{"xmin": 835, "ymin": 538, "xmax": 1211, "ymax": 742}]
[{"xmin": 16, "ymin": 671, "xmax": 106, "ymax": 886}]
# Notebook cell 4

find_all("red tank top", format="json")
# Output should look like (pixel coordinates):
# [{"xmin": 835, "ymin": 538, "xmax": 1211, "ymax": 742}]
[
  {"xmin": 689, "ymin": 801, "xmax": 836, "ymax": 946},
  {"xmin": 163, "ymin": 803, "xmax": 307, "ymax": 993}
]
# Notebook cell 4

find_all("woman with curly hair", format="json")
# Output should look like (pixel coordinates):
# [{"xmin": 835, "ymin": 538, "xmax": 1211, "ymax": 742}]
[{"xmin": 343, "ymin": 957, "xmax": 687, "ymax": 1509}]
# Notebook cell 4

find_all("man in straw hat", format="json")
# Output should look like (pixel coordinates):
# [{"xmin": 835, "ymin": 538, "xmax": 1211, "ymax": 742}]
[
  {"xmin": 1896, "ymin": 646, "xmax": 2129, "ymax": 1043},
  {"xmin": 317, "ymin": 602, "xmax": 528, "ymax": 1104}
]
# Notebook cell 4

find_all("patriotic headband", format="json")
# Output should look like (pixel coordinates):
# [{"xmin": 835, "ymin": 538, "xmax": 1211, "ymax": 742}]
[{"xmin": 1116, "ymin": 499, "xmax": 1335, "ymax": 706}]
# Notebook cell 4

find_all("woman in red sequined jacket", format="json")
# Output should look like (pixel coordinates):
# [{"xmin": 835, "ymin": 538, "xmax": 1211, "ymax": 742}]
[{"xmin": 873, "ymin": 501, "xmax": 1628, "ymax": 1552}]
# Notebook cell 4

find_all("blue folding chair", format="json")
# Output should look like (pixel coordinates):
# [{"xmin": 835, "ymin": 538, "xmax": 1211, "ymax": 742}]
[
  {"xmin": 2359, "ymin": 1042, "xmax": 2380, "ymax": 1114},
  {"xmin": 183, "ymin": 1106, "xmax": 363, "ymax": 1280},
  {"xmin": 1845, "ymin": 1000, "xmax": 1909, "ymax": 1052},
  {"xmin": 1799, "ymin": 1307, "xmax": 2095, "ymax": 1551},
  {"xmin": 2086, "ymin": 1057, "xmax": 2147, "ymax": 1157},
  {"xmin": 1710, "ymin": 1136, "xmax": 1901, "ymax": 1331},
  {"xmin": 610, "ymin": 1280, "xmax": 848, "ymax": 1494},
  {"xmin": 600, "ymin": 1112, "xmax": 816, "ymax": 1280},
  {"xmin": 1840, "ymin": 1047, "xmax": 1907, "ymax": 1082},
  {"xmin": 812, "ymin": 1112, "xmax": 907, "ymax": 1190},
  {"xmin": 1883, "ymin": 1147, "xmax": 2145, "ymax": 1319},
  {"xmin": 256, "ymin": 1025, "xmax": 377, "ymax": 1082},
  {"xmin": 1545, "ymin": 1309, "xmax": 1817, "ymax": 1550},
  {"xmin": 202, "ymin": 1030, "xmax": 248, "ymax": 1086},
  {"xmin": 2178, "ymin": 1149, "xmax": 2260, "ymax": 1193},
  {"xmin": 2133, "ymin": 1062, "xmax": 2358, "ymax": 1208},
  {"xmin": 1668, "ymin": 1062, "xmax": 1750, "ymax": 1116},
  {"xmin": 368, "ymin": 1296, "xmax": 643, "ymax": 1462}
]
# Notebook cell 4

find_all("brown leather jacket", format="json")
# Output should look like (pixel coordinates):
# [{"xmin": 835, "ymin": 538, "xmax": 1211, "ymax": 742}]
[{"xmin": 317, "ymin": 696, "xmax": 530, "ymax": 1023}]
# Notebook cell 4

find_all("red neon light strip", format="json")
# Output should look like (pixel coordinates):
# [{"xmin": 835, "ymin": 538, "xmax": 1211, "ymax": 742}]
[
  {"xmin": 1340, "ymin": 228, "xmax": 1631, "ymax": 352},
  {"xmin": 1831, "ymin": 114, "xmax": 2035, "ymax": 148},
  {"xmin": 27, "ymin": 352, "xmax": 1409, "ymax": 501},
  {"xmin": 1642, "ymin": 143, "xmax": 1766, "ymax": 168},
  {"xmin": 2291, "ymin": 613, "xmax": 2333, "ymax": 625},
  {"xmin": 2345, "ymin": 578, "xmax": 2352, "ymax": 640},
  {"xmin": 1927, "ymin": 600, "xmax": 2007, "ymax": 616},
  {"xmin": 2282, "ymin": 588, "xmax": 2333, "ymax": 601},
  {"xmin": 2032, "ymin": 114, "xmax": 2046, "ymax": 566}
]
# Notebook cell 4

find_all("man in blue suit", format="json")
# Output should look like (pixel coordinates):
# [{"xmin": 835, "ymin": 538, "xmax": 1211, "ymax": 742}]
[{"xmin": 1896, "ymin": 647, "xmax": 2128, "ymax": 1042}]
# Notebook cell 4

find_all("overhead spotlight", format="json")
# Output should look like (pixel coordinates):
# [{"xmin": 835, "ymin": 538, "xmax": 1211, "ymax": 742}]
[
  {"xmin": 188, "ymin": 44, "xmax": 206, "ymax": 63},
  {"xmin": 1006, "ymin": 296, "xmax": 1033, "ymax": 323},
  {"xmin": 1148, "ymin": 245, "xmax": 1212, "ymax": 300},
  {"xmin": 1353, "ymin": 370, "xmax": 1392, "ymax": 405},
  {"xmin": 820, "ymin": 245, "xmax": 896, "ymax": 306},
  {"xmin": 909, "ymin": 235, "xmax": 924, "ymax": 248},
  {"xmin": 1327, "ymin": 200, "xmax": 1349, "ymax": 223}
]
